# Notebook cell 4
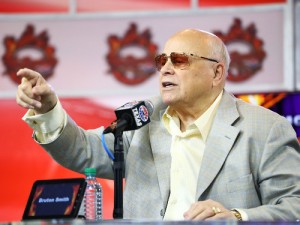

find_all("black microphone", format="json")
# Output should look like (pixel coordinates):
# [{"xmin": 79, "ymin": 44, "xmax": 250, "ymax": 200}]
[{"xmin": 103, "ymin": 100, "xmax": 154, "ymax": 134}]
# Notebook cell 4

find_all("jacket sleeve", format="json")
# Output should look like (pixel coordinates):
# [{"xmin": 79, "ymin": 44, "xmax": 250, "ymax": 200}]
[{"xmin": 41, "ymin": 115, "xmax": 116, "ymax": 179}]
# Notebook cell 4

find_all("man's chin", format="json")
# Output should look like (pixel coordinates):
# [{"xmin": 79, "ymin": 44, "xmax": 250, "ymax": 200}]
[{"xmin": 161, "ymin": 96, "xmax": 176, "ymax": 106}]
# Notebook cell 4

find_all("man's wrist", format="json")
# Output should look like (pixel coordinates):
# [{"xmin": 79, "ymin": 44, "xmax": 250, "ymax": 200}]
[{"xmin": 231, "ymin": 209, "xmax": 243, "ymax": 221}]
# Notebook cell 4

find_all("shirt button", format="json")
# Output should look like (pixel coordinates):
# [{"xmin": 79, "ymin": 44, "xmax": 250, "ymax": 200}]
[{"xmin": 160, "ymin": 209, "xmax": 165, "ymax": 217}]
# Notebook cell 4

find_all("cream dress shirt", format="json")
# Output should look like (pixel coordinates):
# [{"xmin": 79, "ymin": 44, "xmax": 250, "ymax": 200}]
[{"xmin": 162, "ymin": 91, "xmax": 223, "ymax": 220}]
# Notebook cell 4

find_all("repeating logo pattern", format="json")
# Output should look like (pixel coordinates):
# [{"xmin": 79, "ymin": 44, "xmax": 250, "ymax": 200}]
[
  {"xmin": 2, "ymin": 24, "xmax": 58, "ymax": 84},
  {"xmin": 214, "ymin": 18, "xmax": 266, "ymax": 82},
  {"xmin": 0, "ymin": 19, "xmax": 269, "ymax": 86},
  {"xmin": 106, "ymin": 23, "xmax": 158, "ymax": 85}
]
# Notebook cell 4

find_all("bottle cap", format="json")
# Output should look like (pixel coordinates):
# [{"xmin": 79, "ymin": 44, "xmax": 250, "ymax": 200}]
[{"xmin": 84, "ymin": 168, "xmax": 96, "ymax": 176}]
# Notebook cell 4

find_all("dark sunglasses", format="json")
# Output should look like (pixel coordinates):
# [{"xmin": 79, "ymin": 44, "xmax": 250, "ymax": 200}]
[{"xmin": 154, "ymin": 52, "xmax": 219, "ymax": 71}]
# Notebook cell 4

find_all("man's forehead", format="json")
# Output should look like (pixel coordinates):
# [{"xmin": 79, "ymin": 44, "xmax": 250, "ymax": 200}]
[{"xmin": 163, "ymin": 35, "xmax": 207, "ymax": 55}]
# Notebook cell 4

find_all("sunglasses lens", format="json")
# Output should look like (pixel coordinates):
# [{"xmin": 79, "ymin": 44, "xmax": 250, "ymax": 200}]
[
  {"xmin": 155, "ymin": 54, "xmax": 167, "ymax": 71},
  {"xmin": 171, "ymin": 53, "xmax": 189, "ymax": 69},
  {"xmin": 155, "ymin": 53, "xmax": 190, "ymax": 71}
]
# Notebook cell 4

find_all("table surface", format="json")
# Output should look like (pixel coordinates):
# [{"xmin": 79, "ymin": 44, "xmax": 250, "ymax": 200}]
[{"xmin": 6, "ymin": 219, "xmax": 300, "ymax": 225}]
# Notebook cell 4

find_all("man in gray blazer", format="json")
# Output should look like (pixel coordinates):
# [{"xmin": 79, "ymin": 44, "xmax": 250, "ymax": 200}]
[{"xmin": 16, "ymin": 29, "xmax": 300, "ymax": 221}]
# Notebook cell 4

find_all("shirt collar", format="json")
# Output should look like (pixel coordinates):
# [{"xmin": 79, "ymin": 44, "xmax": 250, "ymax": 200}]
[{"xmin": 162, "ymin": 90, "xmax": 223, "ymax": 141}]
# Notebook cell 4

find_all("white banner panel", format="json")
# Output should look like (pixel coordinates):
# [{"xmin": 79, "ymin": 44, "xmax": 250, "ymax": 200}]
[{"xmin": 0, "ymin": 5, "xmax": 292, "ymax": 107}]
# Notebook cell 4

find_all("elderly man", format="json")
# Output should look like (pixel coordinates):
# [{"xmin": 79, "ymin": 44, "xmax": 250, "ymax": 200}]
[{"xmin": 16, "ymin": 29, "xmax": 300, "ymax": 221}]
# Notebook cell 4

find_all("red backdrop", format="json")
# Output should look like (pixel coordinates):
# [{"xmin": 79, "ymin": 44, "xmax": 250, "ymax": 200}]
[{"xmin": 0, "ymin": 99, "xmax": 116, "ymax": 222}]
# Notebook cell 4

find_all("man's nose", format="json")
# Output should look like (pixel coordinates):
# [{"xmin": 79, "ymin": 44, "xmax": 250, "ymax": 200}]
[{"xmin": 160, "ymin": 58, "xmax": 174, "ymax": 74}]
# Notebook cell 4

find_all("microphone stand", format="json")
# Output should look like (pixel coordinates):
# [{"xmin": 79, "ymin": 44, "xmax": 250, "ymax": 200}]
[{"xmin": 112, "ymin": 128, "xmax": 124, "ymax": 219}]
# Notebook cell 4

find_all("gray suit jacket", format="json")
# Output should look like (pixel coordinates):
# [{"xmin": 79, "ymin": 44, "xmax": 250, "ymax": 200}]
[{"xmin": 42, "ymin": 90, "xmax": 300, "ymax": 221}]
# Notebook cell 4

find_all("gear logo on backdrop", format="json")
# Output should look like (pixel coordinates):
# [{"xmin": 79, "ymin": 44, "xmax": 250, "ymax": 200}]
[
  {"xmin": 106, "ymin": 23, "xmax": 158, "ymax": 85},
  {"xmin": 2, "ymin": 24, "xmax": 58, "ymax": 84},
  {"xmin": 214, "ymin": 18, "xmax": 266, "ymax": 82}
]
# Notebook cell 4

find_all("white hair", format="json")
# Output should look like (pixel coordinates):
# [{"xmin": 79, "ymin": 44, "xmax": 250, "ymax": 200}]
[{"xmin": 207, "ymin": 37, "xmax": 231, "ymax": 76}]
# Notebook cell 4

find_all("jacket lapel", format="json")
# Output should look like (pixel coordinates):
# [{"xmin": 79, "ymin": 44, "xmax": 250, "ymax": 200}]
[
  {"xmin": 196, "ymin": 91, "xmax": 240, "ymax": 198},
  {"xmin": 149, "ymin": 99, "xmax": 172, "ymax": 210}
]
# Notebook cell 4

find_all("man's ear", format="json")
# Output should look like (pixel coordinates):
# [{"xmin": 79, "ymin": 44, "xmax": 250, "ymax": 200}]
[{"xmin": 212, "ymin": 63, "xmax": 225, "ymax": 86}]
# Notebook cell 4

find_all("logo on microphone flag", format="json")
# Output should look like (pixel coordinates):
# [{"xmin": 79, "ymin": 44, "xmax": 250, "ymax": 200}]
[{"xmin": 139, "ymin": 105, "xmax": 149, "ymax": 122}]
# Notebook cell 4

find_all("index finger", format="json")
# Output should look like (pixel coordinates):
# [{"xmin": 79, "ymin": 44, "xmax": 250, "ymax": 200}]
[{"xmin": 16, "ymin": 68, "xmax": 42, "ymax": 81}]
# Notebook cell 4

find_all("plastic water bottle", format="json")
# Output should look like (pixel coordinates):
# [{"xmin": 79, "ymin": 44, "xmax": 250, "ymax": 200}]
[{"xmin": 84, "ymin": 168, "xmax": 102, "ymax": 220}]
